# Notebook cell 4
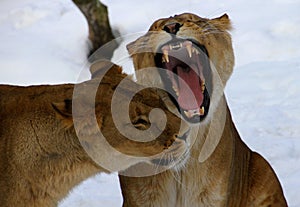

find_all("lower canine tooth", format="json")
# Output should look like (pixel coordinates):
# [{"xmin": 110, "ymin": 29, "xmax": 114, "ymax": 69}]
[
  {"xmin": 172, "ymin": 86, "xmax": 179, "ymax": 96},
  {"xmin": 184, "ymin": 110, "xmax": 190, "ymax": 117},
  {"xmin": 199, "ymin": 107, "xmax": 205, "ymax": 115}
]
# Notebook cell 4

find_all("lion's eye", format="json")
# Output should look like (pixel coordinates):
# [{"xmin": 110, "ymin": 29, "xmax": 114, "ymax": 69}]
[
  {"xmin": 134, "ymin": 118, "xmax": 148, "ymax": 125},
  {"xmin": 132, "ymin": 115, "xmax": 150, "ymax": 130}
]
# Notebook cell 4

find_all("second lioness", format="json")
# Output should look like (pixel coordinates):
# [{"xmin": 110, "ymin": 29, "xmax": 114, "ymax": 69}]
[{"xmin": 0, "ymin": 63, "xmax": 189, "ymax": 207}]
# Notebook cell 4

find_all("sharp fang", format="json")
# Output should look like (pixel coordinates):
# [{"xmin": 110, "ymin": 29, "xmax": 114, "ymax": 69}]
[
  {"xmin": 163, "ymin": 49, "xmax": 169, "ymax": 63},
  {"xmin": 199, "ymin": 107, "xmax": 205, "ymax": 115},
  {"xmin": 186, "ymin": 45, "xmax": 192, "ymax": 58},
  {"xmin": 202, "ymin": 84, "xmax": 205, "ymax": 93}
]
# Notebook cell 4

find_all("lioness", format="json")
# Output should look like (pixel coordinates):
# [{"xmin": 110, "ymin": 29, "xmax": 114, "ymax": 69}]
[
  {"xmin": 0, "ymin": 62, "xmax": 189, "ymax": 207},
  {"xmin": 119, "ymin": 13, "xmax": 288, "ymax": 206}
]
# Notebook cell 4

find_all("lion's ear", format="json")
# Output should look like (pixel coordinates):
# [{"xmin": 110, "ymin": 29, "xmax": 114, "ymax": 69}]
[
  {"xmin": 209, "ymin": 13, "xmax": 232, "ymax": 31},
  {"xmin": 52, "ymin": 99, "xmax": 73, "ymax": 128},
  {"xmin": 90, "ymin": 60, "xmax": 123, "ymax": 78}
]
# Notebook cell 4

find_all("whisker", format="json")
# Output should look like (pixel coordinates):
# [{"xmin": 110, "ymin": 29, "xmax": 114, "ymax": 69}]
[
  {"xmin": 170, "ymin": 166, "xmax": 182, "ymax": 184},
  {"xmin": 154, "ymin": 154, "xmax": 165, "ymax": 174},
  {"xmin": 169, "ymin": 154, "xmax": 192, "ymax": 189}
]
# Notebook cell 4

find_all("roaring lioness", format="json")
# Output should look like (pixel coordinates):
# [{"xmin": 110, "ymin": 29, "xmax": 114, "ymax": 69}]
[
  {"xmin": 119, "ymin": 13, "xmax": 288, "ymax": 206},
  {"xmin": 0, "ymin": 62, "xmax": 189, "ymax": 207}
]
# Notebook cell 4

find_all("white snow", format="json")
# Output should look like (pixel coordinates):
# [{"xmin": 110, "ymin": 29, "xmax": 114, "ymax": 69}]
[{"xmin": 0, "ymin": 0, "xmax": 299, "ymax": 206}]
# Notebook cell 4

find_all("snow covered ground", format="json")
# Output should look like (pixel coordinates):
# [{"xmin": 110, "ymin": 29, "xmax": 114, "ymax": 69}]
[{"xmin": 0, "ymin": 0, "xmax": 299, "ymax": 206}]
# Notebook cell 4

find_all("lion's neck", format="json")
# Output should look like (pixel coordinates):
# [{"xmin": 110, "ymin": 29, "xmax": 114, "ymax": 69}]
[
  {"xmin": 175, "ymin": 95, "xmax": 239, "ymax": 205},
  {"xmin": 187, "ymin": 95, "xmax": 232, "ymax": 160},
  {"xmin": 27, "ymin": 122, "xmax": 102, "ymax": 206},
  {"xmin": 173, "ymin": 94, "xmax": 252, "ymax": 206}
]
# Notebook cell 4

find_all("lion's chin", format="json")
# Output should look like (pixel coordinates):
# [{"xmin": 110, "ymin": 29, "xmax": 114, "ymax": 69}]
[
  {"xmin": 150, "ymin": 151, "xmax": 190, "ymax": 170},
  {"xmin": 150, "ymin": 130, "xmax": 190, "ymax": 170},
  {"xmin": 155, "ymin": 39, "xmax": 212, "ymax": 124}
]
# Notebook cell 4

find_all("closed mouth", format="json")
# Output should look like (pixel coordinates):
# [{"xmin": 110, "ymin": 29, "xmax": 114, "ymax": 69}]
[
  {"xmin": 155, "ymin": 39, "xmax": 212, "ymax": 123},
  {"xmin": 151, "ymin": 130, "xmax": 190, "ymax": 167}
]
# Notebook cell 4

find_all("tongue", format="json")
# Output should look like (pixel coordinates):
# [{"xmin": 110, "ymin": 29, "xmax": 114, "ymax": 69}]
[{"xmin": 177, "ymin": 65, "xmax": 203, "ymax": 110}]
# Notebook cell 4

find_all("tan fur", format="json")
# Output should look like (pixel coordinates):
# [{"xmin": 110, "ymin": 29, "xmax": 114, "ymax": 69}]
[
  {"xmin": 119, "ymin": 13, "xmax": 287, "ymax": 206},
  {"xmin": 0, "ymin": 63, "xmax": 187, "ymax": 207}
]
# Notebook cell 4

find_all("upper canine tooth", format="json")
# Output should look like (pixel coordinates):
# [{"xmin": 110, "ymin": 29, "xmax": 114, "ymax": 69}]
[
  {"xmin": 201, "ymin": 84, "xmax": 205, "ymax": 93},
  {"xmin": 201, "ymin": 80, "xmax": 206, "ymax": 93},
  {"xmin": 186, "ymin": 45, "xmax": 192, "ymax": 58},
  {"xmin": 163, "ymin": 49, "xmax": 169, "ymax": 63}
]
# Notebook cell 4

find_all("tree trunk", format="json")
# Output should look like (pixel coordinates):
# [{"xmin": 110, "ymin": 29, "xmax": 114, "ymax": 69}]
[{"xmin": 72, "ymin": 0, "xmax": 118, "ymax": 60}]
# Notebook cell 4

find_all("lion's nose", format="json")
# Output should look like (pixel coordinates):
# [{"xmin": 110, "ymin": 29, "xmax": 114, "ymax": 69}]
[
  {"xmin": 176, "ymin": 130, "xmax": 190, "ymax": 142},
  {"xmin": 163, "ymin": 22, "xmax": 182, "ymax": 34}
]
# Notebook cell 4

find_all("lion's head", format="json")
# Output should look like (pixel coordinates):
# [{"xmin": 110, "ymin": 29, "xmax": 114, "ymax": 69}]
[
  {"xmin": 127, "ymin": 13, "xmax": 234, "ymax": 124},
  {"xmin": 53, "ymin": 61, "xmax": 190, "ymax": 172}
]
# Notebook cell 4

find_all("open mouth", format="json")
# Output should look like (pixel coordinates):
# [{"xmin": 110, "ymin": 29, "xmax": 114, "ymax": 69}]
[{"xmin": 155, "ymin": 39, "xmax": 212, "ymax": 123}]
